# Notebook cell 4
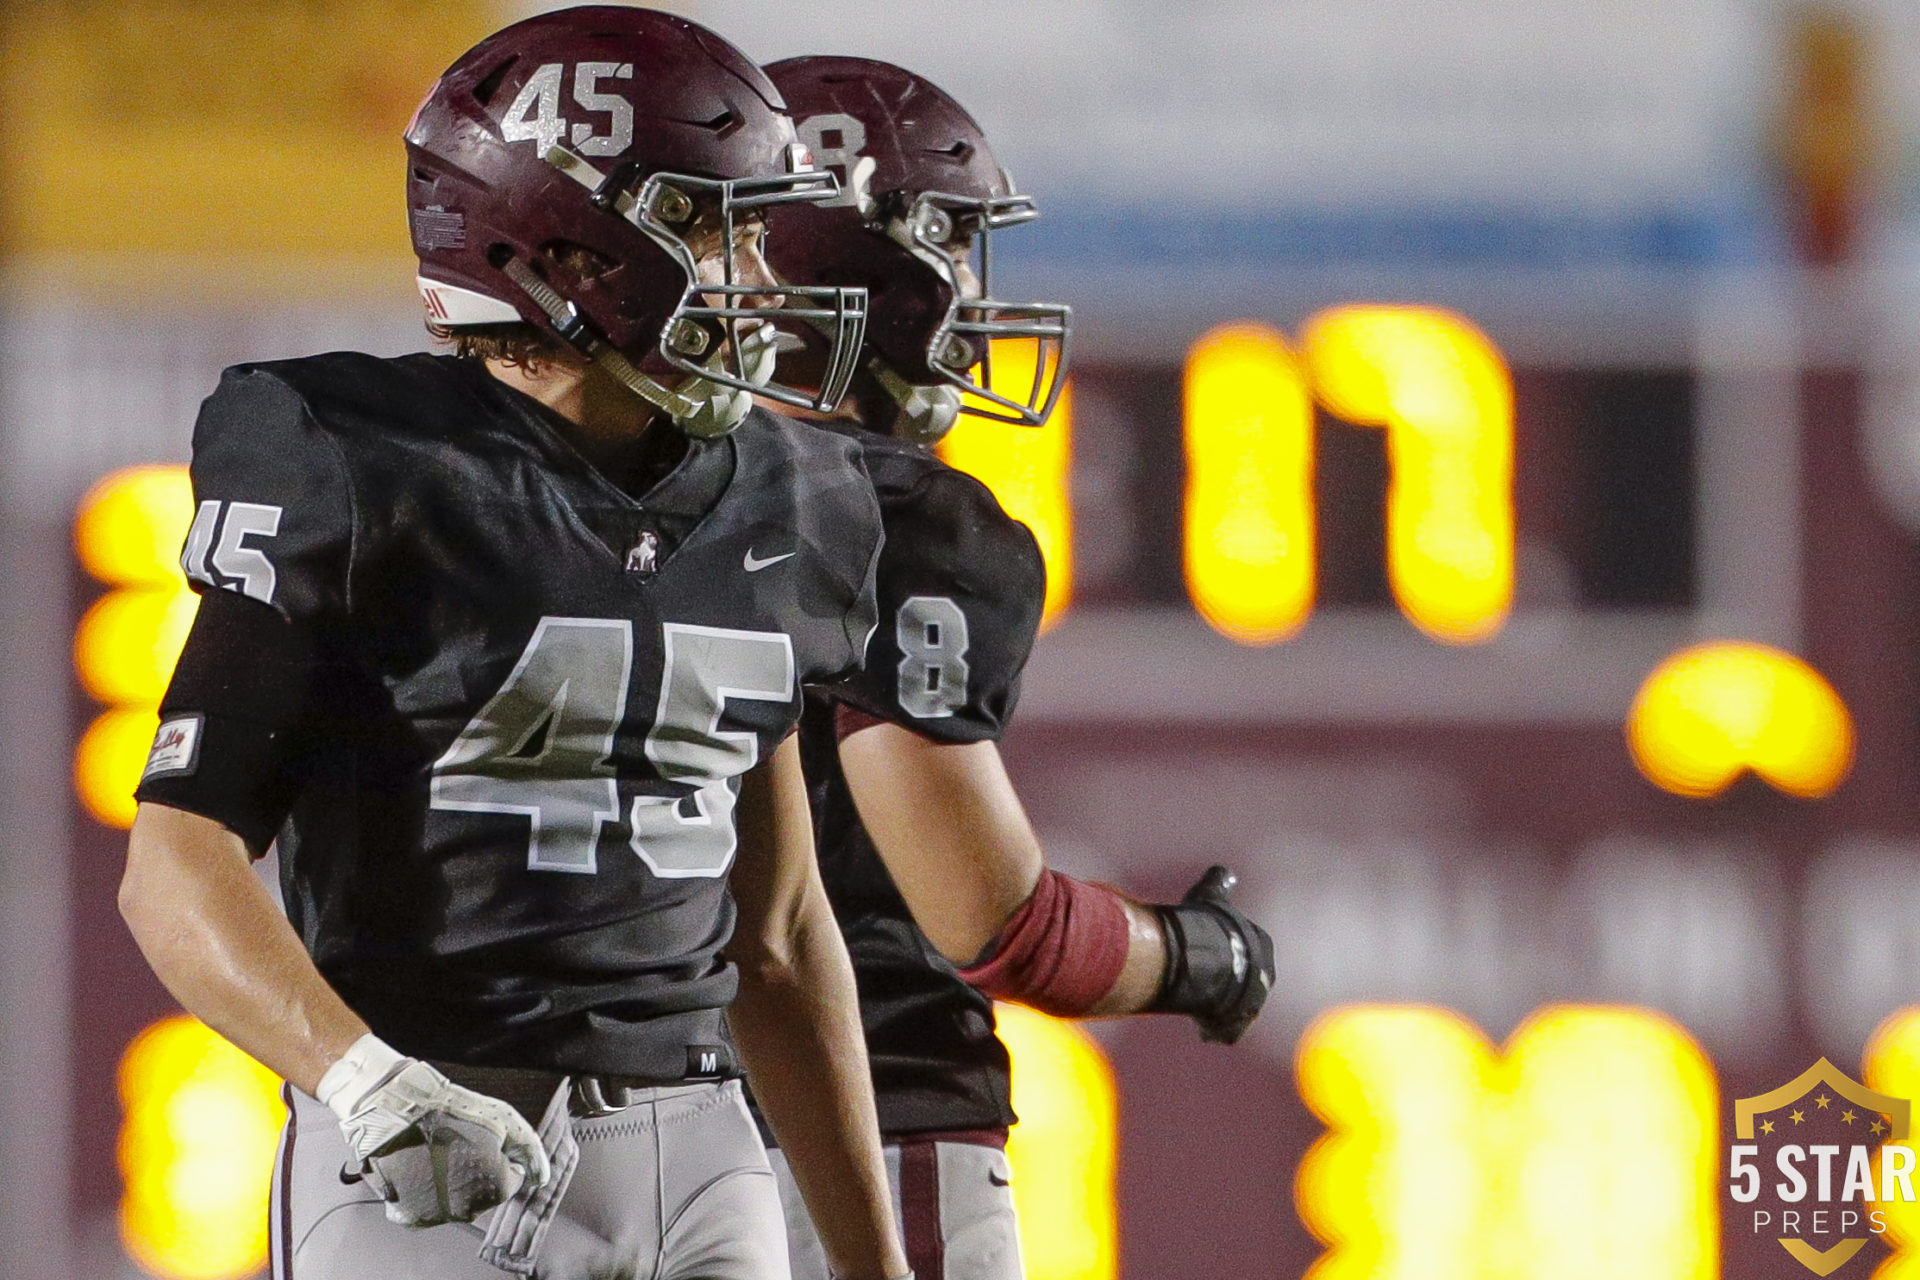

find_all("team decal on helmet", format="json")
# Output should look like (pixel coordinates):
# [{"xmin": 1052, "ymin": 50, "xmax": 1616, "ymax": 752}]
[{"xmin": 403, "ymin": 7, "xmax": 869, "ymax": 437}]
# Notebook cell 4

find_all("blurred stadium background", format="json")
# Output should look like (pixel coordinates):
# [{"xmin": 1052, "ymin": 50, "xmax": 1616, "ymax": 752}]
[{"xmin": 7, "ymin": 0, "xmax": 1920, "ymax": 1276}]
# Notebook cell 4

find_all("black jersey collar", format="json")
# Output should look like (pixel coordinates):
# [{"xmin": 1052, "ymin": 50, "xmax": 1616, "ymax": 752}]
[{"xmin": 446, "ymin": 356, "xmax": 734, "ymax": 516}]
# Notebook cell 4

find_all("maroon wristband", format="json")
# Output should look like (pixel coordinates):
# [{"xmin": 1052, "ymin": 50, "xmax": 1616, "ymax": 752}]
[{"xmin": 957, "ymin": 869, "xmax": 1131, "ymax": 1017}]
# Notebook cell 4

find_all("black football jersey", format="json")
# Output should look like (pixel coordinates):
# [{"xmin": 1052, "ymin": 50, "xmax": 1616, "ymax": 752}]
[
  {"xmin": 799, "ymin": 426, "xmax": 1046, "ymax": 1137},
  {"xmin": 136, "ymin": 353, "xmax": 881, "ymax": 1078}
]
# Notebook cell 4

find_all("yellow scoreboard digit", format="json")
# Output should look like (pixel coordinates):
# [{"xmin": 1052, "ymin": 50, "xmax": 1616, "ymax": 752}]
[
  {"xmin": 1303, "ymin": 306, "xmax": 1514, "ymax": 645},
  {"xmin": 73, "ymin": 465, "xmax": 199, "ymax": 828},
  {"xmin": 997, "ymin": 1003, "xmax": 1120, "ymax": 1280},
  {"xmin": 119, "ymin": 1015, "xmax": 285, "ymax": 1280},
  {"xmin": 942, "ymin": 338, "xmax": 1076, "ymax": 631},
  {"xmin": 1865, "ymin": 1009, "xmax": 1920, "ymax": 1277},
  {"xmin": 1627, "ymin": 641, "xmax": 1854, "ymax": 800},
  {"xmin": 1184, "ymin": 323, "xmax": 1317, "ymax": 643},
  {"xmin": 1296, "ymin": 1004, "xmax": 1719, "ymax": 1280}
]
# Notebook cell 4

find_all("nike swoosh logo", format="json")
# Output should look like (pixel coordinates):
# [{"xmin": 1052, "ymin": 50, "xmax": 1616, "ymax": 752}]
[
  {"xmin": 988, "ymin": 1170, "xmax": 1012, "ymax": 1187},
  {"xmin": 743, "ymin": 549, "xmax": 796, "ymax": 572}
]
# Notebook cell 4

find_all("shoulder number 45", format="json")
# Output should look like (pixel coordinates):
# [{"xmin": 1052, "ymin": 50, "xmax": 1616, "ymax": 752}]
[{"xmin": 430, "ymin": 618, "xmax": 794, "ymax": 878}]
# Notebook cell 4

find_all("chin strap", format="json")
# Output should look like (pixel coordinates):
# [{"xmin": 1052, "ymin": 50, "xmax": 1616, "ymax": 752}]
[
  {"xmin": 869, "ymin": 359, "xmax": 962, "ymax": 444},
  {"xmin": 498, "ymin": 258, "xmax": 770, "ymax": 439}
]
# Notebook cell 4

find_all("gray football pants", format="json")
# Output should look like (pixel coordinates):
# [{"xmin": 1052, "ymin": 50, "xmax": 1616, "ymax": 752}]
[
  {"xmin": 769, "ymin": 1140, "xmax": 1023, "ymax": 1280},
  {"xmin": 272, "ymin": 1079, "xmax": 788, "ymax": 1280}
]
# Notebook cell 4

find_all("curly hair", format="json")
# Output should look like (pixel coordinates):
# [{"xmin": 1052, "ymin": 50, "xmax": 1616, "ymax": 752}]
[
  {"xmin": 425, "ymin": 320, "xmax": 581, "ymax": 374},
  {"xmin": 425, "ymin": 246, "xmax": 622, "ymax": 372}
]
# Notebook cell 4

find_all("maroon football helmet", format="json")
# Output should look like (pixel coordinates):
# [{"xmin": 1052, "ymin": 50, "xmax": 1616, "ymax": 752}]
[
  {"xmin": 405, "ymin": 7, "xmax": 867, "ymax": 436},
  {"xmin": 761, "ymin": 56, "xmax": 1070, "ymax": 440}
]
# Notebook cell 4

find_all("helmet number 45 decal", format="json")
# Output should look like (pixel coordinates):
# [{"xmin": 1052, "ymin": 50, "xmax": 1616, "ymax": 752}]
[{"xmin": 501, "ymin": 62, "xmax": 635, "ymax": 158}]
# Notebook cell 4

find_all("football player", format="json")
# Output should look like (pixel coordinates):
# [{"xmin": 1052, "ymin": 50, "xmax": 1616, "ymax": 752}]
[
  {"xmin": 118, "ymin": 11, "xmax": 912, "ymax": 1280},
  {"xmin": 754, "ymin": 57, "xmax": 1277, "ymax": 1280}
]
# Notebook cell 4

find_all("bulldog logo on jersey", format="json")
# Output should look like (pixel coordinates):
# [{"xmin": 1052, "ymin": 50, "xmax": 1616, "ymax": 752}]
[{"xmin": 1730, "ymin": 1060, "xmax": 1915, "ymax": 1274}]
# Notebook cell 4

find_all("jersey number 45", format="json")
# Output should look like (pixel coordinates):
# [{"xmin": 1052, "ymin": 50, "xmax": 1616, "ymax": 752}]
[{"xmin": 428, "ymin": 618, "xmax": 795, "ymax": 878}]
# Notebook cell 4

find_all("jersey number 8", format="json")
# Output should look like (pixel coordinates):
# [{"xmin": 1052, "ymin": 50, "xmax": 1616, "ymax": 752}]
[
  {"xmin": 896, "ymin": 596, "xmax": 971, "ymax": 720},
  {"xmin": 429, "ymin": 617, "xmax": 795, "ymax": 878}
]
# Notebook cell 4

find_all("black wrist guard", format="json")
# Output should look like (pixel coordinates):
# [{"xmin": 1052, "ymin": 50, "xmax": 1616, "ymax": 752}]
[{"xmin": 1151, "ymin": 866, "xmax": 1275, "ymax": 1044}]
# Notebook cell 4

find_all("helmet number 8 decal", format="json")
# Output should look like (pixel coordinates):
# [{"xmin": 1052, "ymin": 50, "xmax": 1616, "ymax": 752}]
[
  {"xmin": 429, "ymin": 617, "xmax": 793, "ymax": 877},
  {"xmin": 796, "ymin": 113, "xmax": 868, "ymax": 209},
  {"xmin": 896, "ymin": 596, "xmax": 971, "ymax": 719},
  {"xmin": 501, "ymin": 62, "xmax": 636, "ymax": 158}
]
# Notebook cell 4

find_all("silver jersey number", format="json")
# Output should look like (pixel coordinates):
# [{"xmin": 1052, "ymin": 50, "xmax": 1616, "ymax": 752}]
[
  {"xmin": 429, "ymin": 618, "xmax": 793, "ymax": 877},
  {"xmin": 895, "ymin": 596, "xmax": 971, "ymax": 720},
  {"xmin": 628, "ymin": 624, "xmax": 794, "ymax": 879}
]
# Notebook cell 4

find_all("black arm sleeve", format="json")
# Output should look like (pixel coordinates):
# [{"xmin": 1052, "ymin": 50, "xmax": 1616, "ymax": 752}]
[
  {"xmin": 134, "ymin": 590, "xmax": 321, "ymax": 851},
  {"xmin": 831, "ymin": 467, "xmax": 1045, "ymax": 744},
  {"xmin": 133, "ymin": 366, "xmax": 353, "ymax": 850}
]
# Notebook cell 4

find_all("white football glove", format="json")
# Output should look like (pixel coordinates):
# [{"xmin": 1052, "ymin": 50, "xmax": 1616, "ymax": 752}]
[
  {"xmin": 317, "ymin": 1034, "xmax": 551, "ymax": 1228},
  {"xmin": 478, "ymin": 1076, "xmax": 580, "ymax": 1275}
]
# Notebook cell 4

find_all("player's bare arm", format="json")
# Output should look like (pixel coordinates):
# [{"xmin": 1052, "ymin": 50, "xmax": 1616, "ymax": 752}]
[
  {"xmin": 120, "ymin": 803, "xmax": 366, "ymax": 1095},
  {"xmin": 725, "ymin": 736, "xmax": 909, "ymax": 1280},
  {"xmin": 120, "ymin": 801, "xmax": 551, "ymax": 1230},
  {"xmin": 836, "ymin": 722, "xmax": 1166, "ymax": 1014}
]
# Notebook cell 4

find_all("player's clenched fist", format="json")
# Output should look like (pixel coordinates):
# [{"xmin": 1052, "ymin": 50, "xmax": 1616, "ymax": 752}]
[
  {"xmin": 316, "ymin": 1034, "xmax": 550, "ymax": 1227},
  {"xmin": 1152, "ymin": 866, "xmax": 1277, "ymax": 1045}
]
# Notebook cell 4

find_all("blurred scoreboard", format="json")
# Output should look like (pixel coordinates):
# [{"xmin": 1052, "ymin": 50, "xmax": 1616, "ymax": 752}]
[{"xmin": 946, "ymin": 314, "xmax": 1689, "ymax": 633}]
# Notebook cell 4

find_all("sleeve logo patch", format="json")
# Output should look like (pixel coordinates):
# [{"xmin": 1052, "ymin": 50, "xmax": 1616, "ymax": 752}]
[{"xmin": 143, "ymin": 715, "xmax": 204, "ymax": 781}]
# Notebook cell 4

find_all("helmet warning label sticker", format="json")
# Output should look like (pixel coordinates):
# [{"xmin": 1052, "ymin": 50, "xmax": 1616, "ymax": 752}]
[{"xmin": 414, "ymin": 206, "xmax": 467, "ymax": 252}]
